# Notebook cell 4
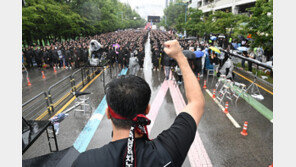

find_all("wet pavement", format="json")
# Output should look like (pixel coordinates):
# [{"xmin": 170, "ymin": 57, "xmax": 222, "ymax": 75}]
[
  {"xmin": 22, "ymin": 36, "xmax": 273, "ymax": 167},
  {"xmin": 22, "ymin": 67, "xmax": 76, "ymax": 103}
]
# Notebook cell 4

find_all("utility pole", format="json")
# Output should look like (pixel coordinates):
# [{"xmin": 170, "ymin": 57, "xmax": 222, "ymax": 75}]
[{"xmin": 176, "ymin": 1, "xmax": 191, "ymax": 37}]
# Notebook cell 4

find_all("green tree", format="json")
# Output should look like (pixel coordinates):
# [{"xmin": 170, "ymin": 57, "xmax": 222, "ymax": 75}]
[
  {"xmin": 207, "ymin": 11, "xmax": 238, "ymax": 35},
  {"xmin": 22, "ymin": 0, "xmax": 145, "ymax": 45},
  {"xmin": 163, "ymin": 1, "xmax": 186, "ymax": 30},
  {"xmin": 184, "ymin": 8, "xmax": 204, "ymax": 37},
  {"xmin": 23, "ymin": 0, "xmax": 86, "ymax": 45},
  {"xmin": 247, "ymin": 0, "xmax": 273, "ymax": 54}
]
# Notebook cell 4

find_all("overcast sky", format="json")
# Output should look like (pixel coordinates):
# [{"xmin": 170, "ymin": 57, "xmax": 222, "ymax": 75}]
[{"xmin": 118, "ymin": 0, "xmax": 166, "ymax": 20}]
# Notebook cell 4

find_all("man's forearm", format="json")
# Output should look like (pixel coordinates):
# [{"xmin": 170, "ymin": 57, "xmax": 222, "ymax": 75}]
[{"xmin": 176, "ymin": 54, "xmax": 204, "ymax": 105}]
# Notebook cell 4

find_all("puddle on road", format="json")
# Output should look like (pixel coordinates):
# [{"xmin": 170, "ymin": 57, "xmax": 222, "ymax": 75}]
[{"xmin": 143, "ymin": 32, "xmax": 153, "ymax": 88}]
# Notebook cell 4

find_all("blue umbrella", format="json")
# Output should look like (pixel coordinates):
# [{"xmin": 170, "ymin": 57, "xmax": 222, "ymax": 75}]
[
  {"xmin": 194, "ymin": 50, "xmax": 204, "ymax": 58},
  {"xmin": 210, "ymin": 36, "xmax": 217, "ymax": 41},
  {"xmin": 231, "ymin": 43, "xmax": 238, "ymax": 49},
  {"xmin": 237, "ymin": 46, "xmax": 249, "ymax": 52}
]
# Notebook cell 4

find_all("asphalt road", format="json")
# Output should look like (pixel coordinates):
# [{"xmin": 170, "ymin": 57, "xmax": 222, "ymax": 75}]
[{"xmin": 22, "ymin": 36, "xmax": 273, "ymax": 166}]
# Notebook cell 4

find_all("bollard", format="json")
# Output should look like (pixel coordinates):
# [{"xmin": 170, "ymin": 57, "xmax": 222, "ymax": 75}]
[
  {"xmin": 241, "ymin": 121, "xmax": 248, "ymax": 136},
  {"xmin": 203, "ymin": 80, "xmax": 207, "ymax": 89},
  {"xmin": 224, "ymin": 102, "xmax": 229, "ymax": 114}
]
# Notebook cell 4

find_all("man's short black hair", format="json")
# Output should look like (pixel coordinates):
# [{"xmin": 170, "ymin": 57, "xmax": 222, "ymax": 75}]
[{"xmin": 105, "ymin": 75, "xmax": 151, "ymax": 129}]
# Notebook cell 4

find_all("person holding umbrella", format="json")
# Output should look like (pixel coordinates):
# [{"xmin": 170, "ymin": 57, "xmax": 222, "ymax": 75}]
[
  {"xmin": 205, "ymin": 49, "xmax": 219, "ymax": 72},
  {"xmin": 182, "ymin": 50, "xmax": 196, "ymax": 72},
  {"xmin": 193, "ymin": 50, "xmax": 204, "ymax": 75}
]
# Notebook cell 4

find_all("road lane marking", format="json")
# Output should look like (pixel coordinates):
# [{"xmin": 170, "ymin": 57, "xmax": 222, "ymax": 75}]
[
  {"xmin": 168, "ymin": 80, "xmax": 213, "ymax": 167},
  {"xmin": 233, "ymin": 71, "xmax": 273, "ymax": 95},
  {"xmin": 73, "ymin": 96, "xmax": 107, "ymax": 153},
  {"xmin": 205, "ymin": 89, "xmax": 241, "ymax": 128},
  {"xmin": 35, "ymin": 67, "xmax": 108, "ymax": 120},
  {"xmin": 73, "ymin": 68, "xmax": 128, "ymax": 153},
  {"xmin": 147, "ymin": 80, "xmax": 169, "ymax": 133}
]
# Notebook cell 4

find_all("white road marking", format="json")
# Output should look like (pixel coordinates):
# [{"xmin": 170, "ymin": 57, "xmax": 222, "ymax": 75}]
[
  {"xmin": 89, "ymin": 113, "xmax": 104, "ymax": 121},
  {"xmin": 205, "ymin": 89, "xmax": 241, "ymax": 128},
  {"xmin": 169, "ymin": 81, "xmax": 213, "ymax": 167}
]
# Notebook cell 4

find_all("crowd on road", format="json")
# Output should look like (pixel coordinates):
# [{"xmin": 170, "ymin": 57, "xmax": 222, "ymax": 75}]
[
  {"xmin": 148, "ymin": 29, "xmax": 272, "ymax": 83},
  {"xmin": 23, "ymin": 28, "xmax": 272, "ymax": 81},
  {"xmin": 22, "ymin": 29, "xmax": 148, "ymax": 70}
]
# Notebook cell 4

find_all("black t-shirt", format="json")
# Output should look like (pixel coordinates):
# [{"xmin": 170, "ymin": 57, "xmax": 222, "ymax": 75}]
[{"xmin": 72, "ymin": 112, "xmax": 197, "ymax": 167}]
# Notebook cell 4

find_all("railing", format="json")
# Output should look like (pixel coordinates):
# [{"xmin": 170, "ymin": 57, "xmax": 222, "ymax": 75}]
[
  {"xmin": 220, "ymin": 49, "xmax": 273, "ymax": 71},
  {"xmin": 22, "ymin": 61, "xmax": 110, "ymax": 121},
  {"xmin": 47, "ymin": 75, "xmax": 72, "ymax": 115},
  {"xmin": 22, "ymin": 92, "xmax": 50, "ymax": 120}
]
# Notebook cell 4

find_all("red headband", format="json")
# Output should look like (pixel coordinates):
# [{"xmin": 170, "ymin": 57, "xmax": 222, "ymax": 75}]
[
  {"xmin": 108, "ymin": 104, "xmax": 127, "ymax": 120},
  {"xmin": 108, "ymin": 105, "xmax": 150, "ymax": 126}
]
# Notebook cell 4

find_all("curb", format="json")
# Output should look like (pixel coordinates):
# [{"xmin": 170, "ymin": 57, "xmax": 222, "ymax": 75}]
[{"xmin": 233, "ymin": 67, "xmax": 273, "ymax": 89}]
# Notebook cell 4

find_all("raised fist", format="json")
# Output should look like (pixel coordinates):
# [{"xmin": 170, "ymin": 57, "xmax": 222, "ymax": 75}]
[{"xmin": 163, "ymin": 40, "xmax": 184, "ymax": 60}]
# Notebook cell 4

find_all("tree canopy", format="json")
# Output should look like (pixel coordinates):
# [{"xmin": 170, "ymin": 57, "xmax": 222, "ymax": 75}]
[
  {"xmin": 22, "ymin": 0, "xmax": 146, "ymax": 45},
  {"xmin": 160, "ymin": 0, "xmax": 273, "ymax": 55}
]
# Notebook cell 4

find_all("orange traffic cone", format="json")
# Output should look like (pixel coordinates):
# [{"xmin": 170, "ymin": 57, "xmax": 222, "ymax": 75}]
[
  {"xmin": 224, "ymin": 102, "xmax": 229, "ymax": 114},
  {"xmin": 63, "ymin": 63, "xmax": 66, "ymax": 69},
  {"xmin": 53, "ymin": 66, "xmax": 57, "ymax": 73},
  {"xmin": 27, "ymin": 77, "xmax": 32, "ymax": 86},
  {"xmin": 269, "ymin": 164, "xmax": 272, "ymax": 167},
  {"xmin": 42, "ymin": 71, "xmax": 46, "ymax": 79},
  {"xmin": 203, "ymin": 80, "xmax": 207, "ymax": 89},
  {"xmin": 241, "ymin": 121, "xmax": 248, "ymax": 136},
  {"xmin": 212, "ymin": 89, "xmax": 216, "ymax": 98},
  {"xmin": 197, "ymin": 73, "xmax": 200, "ymax": 81}
]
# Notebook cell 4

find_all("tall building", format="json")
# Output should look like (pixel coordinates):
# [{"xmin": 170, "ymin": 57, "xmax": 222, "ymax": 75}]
[{"xmin": 189, "ymin": 0, "xmax": 256, "ymax": 14}]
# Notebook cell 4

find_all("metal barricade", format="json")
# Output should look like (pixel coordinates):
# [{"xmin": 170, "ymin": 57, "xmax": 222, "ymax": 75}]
[
  {"xmin": 22, "ymin": 65, "xmax": 109, "ymax": 121},
  {"xmin": 47, "ymin": 75, "xmax": 73, "ymax": 116},
  {"xmin": 71, "ymin": 69, "xmax": 82, "ymax": 92},
  {"xmin": 22, "ymin": 92, "xmax": 50, "ymax": 120}
]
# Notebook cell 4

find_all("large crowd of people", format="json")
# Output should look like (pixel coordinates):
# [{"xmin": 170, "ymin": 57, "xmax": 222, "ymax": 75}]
[
  {"xmin": 22, "ymin": 29, "xmax": 148, "ymax": 70},
  {"xmin": 23, "ymin": 28, "xmax": 271, "ymax": 81}
]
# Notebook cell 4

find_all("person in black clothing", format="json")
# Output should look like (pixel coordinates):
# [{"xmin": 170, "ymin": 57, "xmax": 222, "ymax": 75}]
[
  {"xmin": 210, "ymin": 51, "xmax": 219, "ymax": 65},
  {"xmin": 122, "ymin": 47, "xmax": 129, "ymax": 68},
  {"xmin": 152, "ymin": 47, "xmax": 160, "ymax": 71},
  {"xmin": 138, "ymin": 48, "xmax": 144, "ymax": 68},
  {"xmin": 72, "ymin": 40, "xmax": 205, "ymax": 167},
  {"xmin": 162, "ymin": 53, "xmax": 172, "ymax": 80},
  {"xmin": 64, "ymin": 47, "xmax": 71, "ymax": 68},
  {"xmin": 51, "ymin": 47, "xmax": 59, "ymax": 68},
  {"xmin": 34, "ymin": 47, "xmax": 42, "ymax": 68},
  {"xmin": 118, "ymin": 47, "xmax": 124, "ymax": 69},
  {"xmin": 74, "ymin": 46, "xmax": 81, "ymax": 68},
  {"xmin": 57, "ymin": 46, "xmax": 64, "ymax": 68},
  {"xmin": 82, "ymin": 45, "xmax": 89, "ymax": 66},
  {"xmin": 26, "ymin": 47, "xmax": 34, "ymax": 68}
]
